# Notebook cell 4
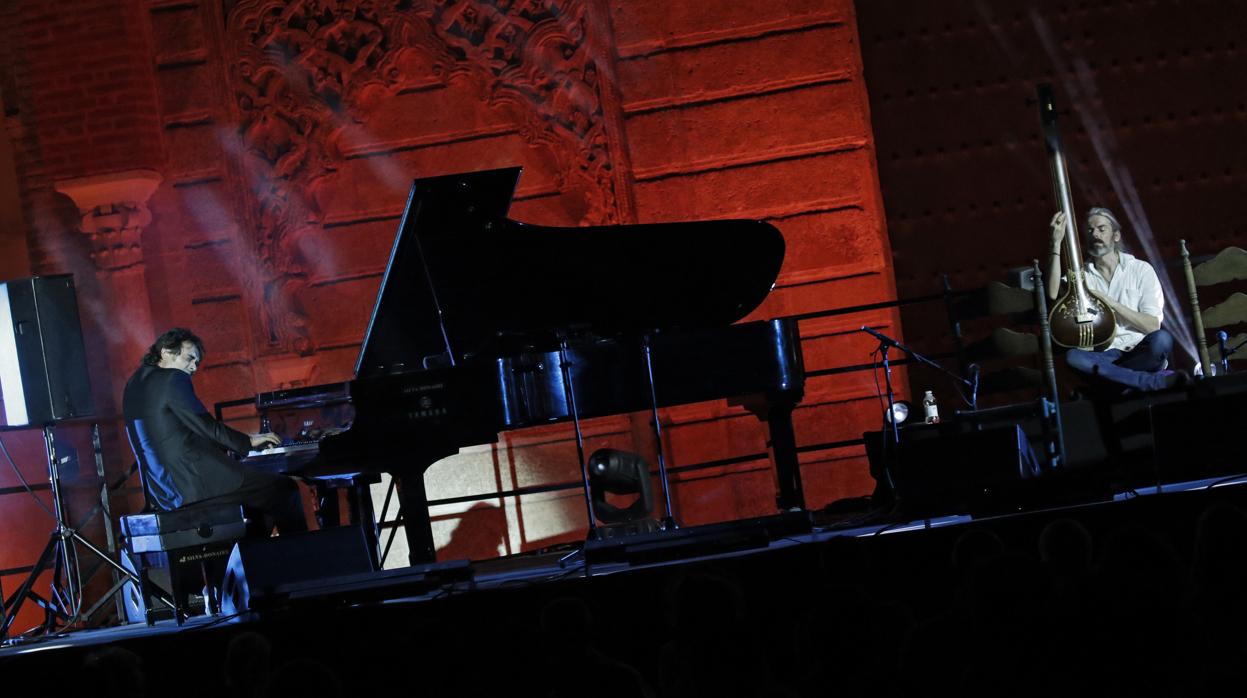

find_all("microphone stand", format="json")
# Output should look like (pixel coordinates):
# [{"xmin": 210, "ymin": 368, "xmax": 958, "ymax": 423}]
[
  {"xmin": 861, "ymin": 326, "xmax": 978, "ymax": 513},
  {"xmin": 877, "ymin": 338, "xmax": 899, "ymax": 497},
  {"xmin": 1217, "ymin": 331, "xmax": 1246, "ymax": 375},
  {"xmin": 859, "ymin": 327, "xmax": 979, "ymax": 411}
]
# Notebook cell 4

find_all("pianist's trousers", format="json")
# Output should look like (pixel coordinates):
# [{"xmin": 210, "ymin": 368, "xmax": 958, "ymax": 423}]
[{"xmin": 198, "ymin": 467, "xmax": 308, "ymax": 537}]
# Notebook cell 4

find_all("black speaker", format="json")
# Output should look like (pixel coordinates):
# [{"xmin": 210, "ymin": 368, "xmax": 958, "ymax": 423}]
[
  {"xmin": 865, "ymin": 422, "xmax": 1043, "ymax": 516},
  {"xmin": 221, "ymin": 526, "xmax": 376, "ymax": 614},
  {"xmin": 1152, "ymin": 379, "xmax": 1247, "ymax": 485},
  {"xmin": 118, "ymin": 548, "xmax": 208, "ymax": 624},
  {"xmin": 0, "ymin": 275, "xmax": 94, "ymax": 426}
]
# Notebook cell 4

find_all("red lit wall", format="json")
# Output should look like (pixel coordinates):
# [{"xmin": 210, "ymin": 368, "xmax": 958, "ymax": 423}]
[
  {"xmin": 855, "ymin": 1, "xmax": 1247, "ymax": 386},
  {"xmin": 0, "ymin": 0, "xmax": 897, "ymax": 625}
]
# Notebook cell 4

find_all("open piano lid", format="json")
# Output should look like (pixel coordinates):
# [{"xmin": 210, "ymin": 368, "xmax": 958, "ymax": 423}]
[{"xmin": 355, "ymin": 167, "xmax": 786, "ymax": 378}]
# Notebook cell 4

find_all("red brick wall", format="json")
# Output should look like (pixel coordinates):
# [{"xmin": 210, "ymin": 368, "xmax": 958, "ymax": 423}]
[
  {"xmin": 605, "ymin": 0, "xmax": 899, "ymax": 522},
  {"xmin": 1, "ymin": 0, "xmax": 898, "ymax": 621},
  {"xmin": 8, "ymin": 0, "xmax": 163, "ymax": 186}
]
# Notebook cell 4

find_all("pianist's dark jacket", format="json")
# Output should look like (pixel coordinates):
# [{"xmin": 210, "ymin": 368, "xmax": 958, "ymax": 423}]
[{"xmin": 123, "ymin": 365, "xmax": 252, "ymax": 510}]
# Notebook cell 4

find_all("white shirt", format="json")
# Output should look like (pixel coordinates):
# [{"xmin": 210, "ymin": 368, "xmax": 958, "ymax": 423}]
[{"xmin": 1082, "ymin": 252, "xmax": 1164, "ymax": 352}]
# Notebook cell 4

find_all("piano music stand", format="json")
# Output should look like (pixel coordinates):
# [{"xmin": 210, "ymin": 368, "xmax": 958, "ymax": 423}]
[{"xmin": 1, "ymin": 424, "xmax": 153, "ymax": 642}]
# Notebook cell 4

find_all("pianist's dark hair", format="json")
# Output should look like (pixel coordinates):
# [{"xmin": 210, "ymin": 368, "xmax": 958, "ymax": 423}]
[{"xmin": 142, "ymin": 328, "xmax": 205, "ymax": 367}]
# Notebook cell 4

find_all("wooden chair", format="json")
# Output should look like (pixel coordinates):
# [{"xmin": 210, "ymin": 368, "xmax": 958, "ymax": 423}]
[
  {"xmin": 1179, "ymin": 242, "xmax": 1247, "ymax": 374},
  {"xmin": 943, "ymin": 262, "xmax": 1066, "ymax": 469},
  {"xmin": 943, "ymin": 273, "xmax": 1046, "ymax": 400}
]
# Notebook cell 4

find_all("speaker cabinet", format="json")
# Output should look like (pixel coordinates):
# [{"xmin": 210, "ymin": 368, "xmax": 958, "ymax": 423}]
[
  {"xmin": 221, "ymin": 526, "xmax": 377, "ymax": 614},
  {"xmin": 118, "ymin": 548, "xmax": 209, "ymax": 624},
  {"xmin": 1152, "ymin": 379, "xmax": 1247, "ymax": 485},
  {"xmin": 865, "ymin": 422, "xmax": 1042, "ymax": 516},
  {"xmin": 0, "ymin": 275, "xmax": 94, "ymax": 426}
]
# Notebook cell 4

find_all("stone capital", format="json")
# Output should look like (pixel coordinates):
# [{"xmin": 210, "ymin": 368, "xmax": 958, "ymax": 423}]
[{"xmin": 54, "ymin": 169, "xmax": 163, "ymax": 270}]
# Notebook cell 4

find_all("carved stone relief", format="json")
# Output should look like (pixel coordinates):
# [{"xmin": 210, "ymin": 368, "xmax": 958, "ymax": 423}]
[{"xmin": 225, "ymin": 0, "xmax": 622, "ymax": 356}]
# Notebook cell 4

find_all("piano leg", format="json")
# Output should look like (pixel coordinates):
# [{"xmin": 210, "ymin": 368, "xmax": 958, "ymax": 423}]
[
  {"xmin": 314, "ymin": 482, "xmax": 341, "ymax": 528},
  {"xmin": 346, "ymin": 480, "xmax": 382, "ymax": 571},
  {"xmin": 395, "ymin": 474, "xmax": 437, "ymax": 565},
  {"xmin": 766, "ymin": 403, "xmax": 805, "ymax": 511}
]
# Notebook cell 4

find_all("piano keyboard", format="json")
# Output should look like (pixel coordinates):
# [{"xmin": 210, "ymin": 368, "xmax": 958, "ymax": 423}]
[
  {"xmin": 246, "ymin": 441, "xmax": 321, "ymax": 459},
  {"xmin": 243, "ymin": 440, "xmax": 322, "ymax": 474}
]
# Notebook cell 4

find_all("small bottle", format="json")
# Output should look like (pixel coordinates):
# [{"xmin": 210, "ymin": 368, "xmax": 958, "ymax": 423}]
[{"xmin": 922, "ymin": 390, "xmax": 940, "ymax": 424}]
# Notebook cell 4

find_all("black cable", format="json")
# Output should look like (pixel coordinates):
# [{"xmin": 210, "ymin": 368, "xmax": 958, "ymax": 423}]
[
  {"xmin": 0, "ymin": 431, "xmax": 92, "ymax": 640},
  {"xmin": 0, "ymin": 434, "xmax": 55, "ymax": 518},
  {"xmin": 179, "ymin": 611, "xmax": 246, "ymax": 632},
  {"xmin": 953, "ymin": 369, "xmax": 977, "ymax": 409},
  {"xmin": 492, "ymin": 557, "xmax": 587, "ymax": 588}
]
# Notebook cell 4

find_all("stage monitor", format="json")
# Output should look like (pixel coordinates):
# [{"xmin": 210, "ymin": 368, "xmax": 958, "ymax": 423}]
[
  {"xmin": 0, "ymin": 275, "xmax": 95, "ymax": 427},
  {"xmin": 864, "ymin": 422, "xmax": 1042, "ymax": 517}
]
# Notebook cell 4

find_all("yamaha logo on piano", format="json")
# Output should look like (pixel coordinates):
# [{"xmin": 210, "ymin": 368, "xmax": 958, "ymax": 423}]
[
  {"xmin": 406, "ymin": 407, "xmax": 448, "ymax": 420},
  {"xmin": 400, "ymin": 382, "xmax": 445, "ymax": 395}
]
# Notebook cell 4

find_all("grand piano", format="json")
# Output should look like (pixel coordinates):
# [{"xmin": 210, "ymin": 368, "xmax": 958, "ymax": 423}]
[{"xmin": 279, "ymin": 167, "xmax": 805, "ymax": 564}]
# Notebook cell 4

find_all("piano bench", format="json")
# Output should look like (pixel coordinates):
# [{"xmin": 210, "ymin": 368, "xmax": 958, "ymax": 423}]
[{"xmin": 120, "ymin": 504, "xmax": 247, "ymax": 626}]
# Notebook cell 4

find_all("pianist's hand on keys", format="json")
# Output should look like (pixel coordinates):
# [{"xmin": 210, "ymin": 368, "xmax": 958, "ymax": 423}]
[{"xmin": 249, "ymin": 432, "xmax": 281, "ymax": 450}]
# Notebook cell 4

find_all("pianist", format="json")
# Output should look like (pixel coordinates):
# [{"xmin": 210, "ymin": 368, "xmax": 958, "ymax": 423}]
[{"xmin": 122, "ymin": 328, "xmax": 307, "ymax": 535}]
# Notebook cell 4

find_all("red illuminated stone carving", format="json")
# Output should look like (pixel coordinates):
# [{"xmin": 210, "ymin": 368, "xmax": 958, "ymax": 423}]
[{"xmin": 225, "ymin": 0, "xmax": 620, "ymax": 355}]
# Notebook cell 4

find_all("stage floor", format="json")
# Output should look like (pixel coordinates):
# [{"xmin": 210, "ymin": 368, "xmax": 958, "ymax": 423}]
[{"xmin": 5, "ymin": 471, "xmax": 1244, "ymax": 663}]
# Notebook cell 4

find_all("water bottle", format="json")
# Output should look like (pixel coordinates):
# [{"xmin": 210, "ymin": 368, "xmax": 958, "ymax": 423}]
[{"xmin": 922, "ymin": 390, "xmax": 940, "ymax": 424}]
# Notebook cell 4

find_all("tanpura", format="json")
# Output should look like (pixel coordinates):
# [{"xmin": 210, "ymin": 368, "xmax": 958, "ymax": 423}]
[{"xmin": 1037, "ymin": 83, "xmax": 1116, "ymax": 350}]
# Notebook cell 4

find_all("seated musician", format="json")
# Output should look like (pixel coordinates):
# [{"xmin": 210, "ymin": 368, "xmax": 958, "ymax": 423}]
[
  {"xmin": 1046, "ymin": 207, "xmax": 1185, "ymax": 392},
  {"xmin": 122, "ymin": 328, "xmax": 307, "ymax": 535}
]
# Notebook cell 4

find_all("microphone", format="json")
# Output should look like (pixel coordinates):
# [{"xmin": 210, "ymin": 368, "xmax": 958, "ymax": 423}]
[
  {"xmin": 859, "ymin": 325, "xmax": 898, "ymax": 347},
  {"xmin": 1219, "ymin": 331, "xmax": 1231, "ymax": 375},
  {"xmin": 969, "ymin": 363, "xmax": 981, "ymax": 409}
]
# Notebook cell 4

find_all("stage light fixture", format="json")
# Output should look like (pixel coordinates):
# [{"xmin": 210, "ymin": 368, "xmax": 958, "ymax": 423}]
[
  {"xmin": 587, "ymin": 448, "xmax": 657, "ymax": 529},
  {"xmin": 884, "ymin": 400, "xmax": 911, "ymax": 425}
]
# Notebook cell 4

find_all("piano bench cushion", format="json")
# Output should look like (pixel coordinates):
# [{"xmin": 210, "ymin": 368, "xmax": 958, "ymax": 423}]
[
  {"xmin": 121, "ymin": 504, "xmax": 246, "ymax": 540},
  {"xmin": 126, "ymin": 522, "xmax": 248, "ymax": 554}
]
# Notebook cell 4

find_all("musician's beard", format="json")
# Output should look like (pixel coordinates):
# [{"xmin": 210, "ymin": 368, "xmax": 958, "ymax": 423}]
[{"xmin": 1087, "ymin": 241, "xmax": 1111, "ymax": 258}]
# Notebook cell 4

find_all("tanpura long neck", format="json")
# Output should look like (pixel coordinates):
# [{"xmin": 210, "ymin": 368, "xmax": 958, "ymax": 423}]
[{"xmin": 1049, "ymin": 148, "xmax": 1094, "ymax": 311}]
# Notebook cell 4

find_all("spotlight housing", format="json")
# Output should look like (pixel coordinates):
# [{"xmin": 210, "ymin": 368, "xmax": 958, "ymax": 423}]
[
  {"xmin": 587, "ymin": 448, "xmax": 656, "ymax": 529},
  {"xmin": 884, "ymin": 400, "xmax": 911, "ymax": 425}
]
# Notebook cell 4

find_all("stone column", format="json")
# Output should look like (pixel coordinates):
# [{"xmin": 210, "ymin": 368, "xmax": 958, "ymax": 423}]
[{"xmin": 54, "ymin": 169, "xmax": 162, "ymax": 405}]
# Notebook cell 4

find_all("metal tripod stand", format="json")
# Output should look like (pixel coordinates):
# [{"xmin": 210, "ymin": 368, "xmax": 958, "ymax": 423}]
[{"xmin": 1, "ymin": 424, "xmax": 147, "ymax": 642}]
